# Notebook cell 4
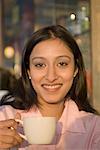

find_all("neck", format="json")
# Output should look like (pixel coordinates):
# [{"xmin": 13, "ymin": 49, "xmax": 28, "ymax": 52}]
[{"xmin": 39, "ymin": 101, "xmax": 65, "ymax": 120}]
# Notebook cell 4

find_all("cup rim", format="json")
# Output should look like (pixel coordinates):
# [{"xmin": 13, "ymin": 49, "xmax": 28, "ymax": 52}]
[{"xmin": 23, "ymin": 116, "xmax": 56, "ymax": 120}]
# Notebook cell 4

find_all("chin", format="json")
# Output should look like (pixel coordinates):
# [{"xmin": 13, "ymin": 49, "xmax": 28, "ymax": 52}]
[{"xmin": 45, "ymin": 98, "xmax": 64, "ymax": 104}]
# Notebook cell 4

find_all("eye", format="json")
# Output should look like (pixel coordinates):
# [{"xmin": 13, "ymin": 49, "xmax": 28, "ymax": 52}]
[
  {"xmin": 57, "ymin": 62, "xmax": 68, "ymax": 67},
  {"xmin": 34, "ymin": 63, "xmax": 46, "ymax": 68}
]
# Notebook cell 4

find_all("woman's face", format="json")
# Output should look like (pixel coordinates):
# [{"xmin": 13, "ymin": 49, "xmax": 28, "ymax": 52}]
[{"xmin": 28, "ymin": 38, "xmax": 78, "ymax": 105}]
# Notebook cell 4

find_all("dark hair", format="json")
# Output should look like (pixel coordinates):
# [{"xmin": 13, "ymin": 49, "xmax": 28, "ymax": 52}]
[
  {"xmin": 1, "ymin": 25, "xmax": 97, "ymax": 113},
  {"xmin": 0, "ymin": 67, "xmax": 17, "ymax": 91}
]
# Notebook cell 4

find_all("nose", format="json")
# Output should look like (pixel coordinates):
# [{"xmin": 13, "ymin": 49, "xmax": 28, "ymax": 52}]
[{"xmin": 45, "ymin": 66, "xmax": 58, "ymax": 82}]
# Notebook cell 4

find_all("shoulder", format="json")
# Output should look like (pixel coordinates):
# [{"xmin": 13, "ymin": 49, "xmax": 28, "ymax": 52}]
[
  {"xmin": 0, "ymin": 105, "xmax": 17, "ymax": 120},
  {"xmin": 87, "ymin": 114, "xmax": 100, "ymax": 148},
  {"xmin": 80, "ymin": 111, "xmax": 100, "ymax": 131},
  {"xmin": 92, "ymin": 114, "xmax": 100, "ymax": 132}
]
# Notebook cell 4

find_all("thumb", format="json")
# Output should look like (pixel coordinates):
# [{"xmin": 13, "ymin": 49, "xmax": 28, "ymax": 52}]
[
  {"xmin": 14, "ymin": 112, "xmax": 22, "ymax": 128},
  {"xmin": 5, "ymin": 113, "xmax": 21, "ymax": 130},
  {"xmin": 15, "ymin": 112, "xmax": 21, "ymax": 120}
]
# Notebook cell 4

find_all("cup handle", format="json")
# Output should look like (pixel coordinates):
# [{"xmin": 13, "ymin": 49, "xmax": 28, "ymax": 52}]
[
  {"xmin": 18, "ymin": 133, "xmax": 27, "ymax": 140},
  {"xmin": 15, "ymin": 119, "xmax": 27, "ymax": 141}
]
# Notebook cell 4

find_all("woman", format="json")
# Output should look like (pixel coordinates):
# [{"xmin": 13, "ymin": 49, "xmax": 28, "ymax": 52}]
[{"xmin": 0, "ymin": 25, "xmax": 100, "ymax": 149}]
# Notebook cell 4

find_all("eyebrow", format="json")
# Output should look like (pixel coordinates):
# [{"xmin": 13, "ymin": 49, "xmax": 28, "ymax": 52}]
[
  {"xmin": 31, "ymin": 57, "xmax": 46, "ymax": 62},
  {"xmin": 56, "ymin": 55, "xmax": 71, "ymax": 60},
  {"xmin": 31, "ymin": 55, "xmax": 71, "ymax": 61}
]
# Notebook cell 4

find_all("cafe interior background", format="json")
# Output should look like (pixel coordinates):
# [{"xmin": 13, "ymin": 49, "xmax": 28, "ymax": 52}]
[{"xmin": 0, "ymin": 0, "xmax": 100, "ymax": 112}]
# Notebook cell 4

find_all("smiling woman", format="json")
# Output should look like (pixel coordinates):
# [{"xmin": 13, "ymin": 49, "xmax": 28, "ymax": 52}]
[
  {"xmin": 28, "ymin": 38, "xmax": 77, "ymax": 110},
  {"xmin": 0, "ymin": 25, "xmax": 100, "ymax": 149}
]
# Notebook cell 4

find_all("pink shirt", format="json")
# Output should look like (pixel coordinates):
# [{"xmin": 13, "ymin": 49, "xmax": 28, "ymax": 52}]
[{"xmin": 0, "ymin": 99, "xmax": 100, "ymax": 150}]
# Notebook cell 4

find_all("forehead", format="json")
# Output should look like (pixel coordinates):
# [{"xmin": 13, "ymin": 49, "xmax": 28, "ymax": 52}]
[{"xmin": 30, "ymin": 38, "xmax": 73, "ymax": 58}]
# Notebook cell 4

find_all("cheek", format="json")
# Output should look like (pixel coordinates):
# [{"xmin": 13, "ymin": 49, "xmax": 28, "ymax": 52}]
[
  {"xmin": 62, "ymin": 70, "xmax": 74, "ymax": 81},
  {"xmin": 30, "ymin": 72, "xmax": 42, "ymax": 89},
  {"xmin": 63, "ymin": 72, "xmax": 74, "ymax": 93},
  {"xmin": 31, "ymin": 76, "xmax": 39, "ymax": 85}
]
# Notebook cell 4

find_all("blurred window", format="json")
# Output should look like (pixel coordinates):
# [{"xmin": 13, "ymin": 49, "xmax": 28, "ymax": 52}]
[{"xmin": 0, "ymin": 0, "xmax": 91, "ymax": 96}]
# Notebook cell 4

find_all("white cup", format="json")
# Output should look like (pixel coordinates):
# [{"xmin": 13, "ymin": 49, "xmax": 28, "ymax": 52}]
[{"xmin": 16, "ymin": 117, "xmax": 56, "ymax": 144}]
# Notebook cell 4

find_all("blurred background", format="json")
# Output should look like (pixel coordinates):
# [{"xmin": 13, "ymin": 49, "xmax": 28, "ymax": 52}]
[{"xmin": 0, "ymin": 0, "xmax": 100, "ymax": 112}]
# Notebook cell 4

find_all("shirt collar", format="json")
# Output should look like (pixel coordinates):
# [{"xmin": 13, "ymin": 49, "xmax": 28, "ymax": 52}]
[
  {"xmin": 58, "ymin": 99, "xmax": 86, "ymax": 133},
  {"xmin": 21, "ymin": 99, "xmax": 86, "ymax": 133}
]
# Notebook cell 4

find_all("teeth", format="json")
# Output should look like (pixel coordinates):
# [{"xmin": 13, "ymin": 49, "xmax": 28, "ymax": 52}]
[{"xmin": 42, "ymin": 84, "xmax": 62, "ymax": 89}]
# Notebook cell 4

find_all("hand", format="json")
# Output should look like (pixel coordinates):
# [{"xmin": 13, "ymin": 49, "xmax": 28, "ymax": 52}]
[{"xmin": 0, "ymin": 113, "xmax": 23, "ymax": 149}]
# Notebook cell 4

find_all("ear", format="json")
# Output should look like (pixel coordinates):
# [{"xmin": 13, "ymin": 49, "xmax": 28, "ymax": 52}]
[
  {"xmin": 27, "ymin": 70, "xmax": 31, "ymax": 79},
  {"xmin": 73, "ymin": 68, "xmax": 78, "ymax": 77}
]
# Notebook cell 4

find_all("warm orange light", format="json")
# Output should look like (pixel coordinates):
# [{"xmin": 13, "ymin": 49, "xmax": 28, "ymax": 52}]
[{"xmin": 4, "ymin": 46, "xmax": 15, "ymax": 58}]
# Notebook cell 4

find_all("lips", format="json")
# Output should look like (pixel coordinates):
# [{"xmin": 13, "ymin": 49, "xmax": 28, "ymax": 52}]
[{"xmin": 41, "ymin": 83, "xmax": 62, "ymax": 91}]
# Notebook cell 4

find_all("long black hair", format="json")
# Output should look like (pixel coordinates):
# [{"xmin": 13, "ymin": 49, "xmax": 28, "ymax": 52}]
[
  {"xmin": 0, "ymin": 67, "xmax": 17, "ymax": 91},
  {"xmin": 0, "ymin": 25, "xmax": 97, "ymax": 113}
]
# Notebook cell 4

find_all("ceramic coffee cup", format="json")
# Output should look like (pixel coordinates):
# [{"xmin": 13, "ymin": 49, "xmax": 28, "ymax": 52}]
[{"xmin": 16, "ymin": 116, "xmax": 56, "ymax": 144}]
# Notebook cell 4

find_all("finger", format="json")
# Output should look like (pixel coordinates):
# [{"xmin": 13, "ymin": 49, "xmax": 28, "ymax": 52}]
[
  {"xmin": 15, "ymin": 112, "xmax": 21, "ymax": 120},
  {"xmin": 10, "ymin": 112, "xmax": 21, "ymax": 129},
  {"xmin": 10, "ymin": 127, "xmax": 23, "ymax": 144},
  {"xmin": 0, "ymin": 119, "xmax": 17, "ymax": 129},
  {"xmin": 0, "ymin": 141, "xmax": 15, "ymax": 149},
  {"xmin": 0, "ymin": 127, "xmax": 15, "ymax": 136},
  {"xmin": 0, "ymin": 128, "xmax": 23, "ymax": 144},
  {"xmin": 10, "ymin": 128, "xmax": 23, "ymax": 144},
  {"xmin": 14, "ymin": 112, "xmax": 22, "ymax": 129},
  {"xmin": 0, "ymin": 134, "xmax": 18, "ymax": 145},
  {"xmin": 0, "ymin": 135, "xmax": 21, "ymax": 149}
]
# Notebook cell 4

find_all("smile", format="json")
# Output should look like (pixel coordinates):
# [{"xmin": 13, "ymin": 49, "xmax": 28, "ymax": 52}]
[{"xmin": 41, "ymin": 84, "xmax": 62, "ymax": 91}]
